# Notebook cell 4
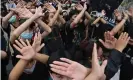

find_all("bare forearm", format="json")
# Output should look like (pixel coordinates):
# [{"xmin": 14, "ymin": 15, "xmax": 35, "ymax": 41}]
[
  {"xmin": 85, "ymin": 73, "xmax": 98, "ymax": 80},
  {"xmin": 2, "ymin": 11, "xmax": 14, "ymax": 28},
  {"xmin": 91, "ymin": 17, "xmax": 101, "ymax": 25},
  {"xmin": 10, "ymin": 15, "xmax": 39, "ymax": 44},
  {"xmin": 85, "ymin": 11, "xmax": 92, "ymax": 20},
  {"xmin": 48, "ymin": 10, "xmax": 60, "ymax": 27},
  {"xmin": 58, "ymin": 15, "xmax": 66, "ymax": 25},
  {"xmin": 36, "ymin": 18, "xmax": 52, "ymax": 33},
  {"xmin": 100, "ymin": 18, "xmax": 107, "ymax": 24},
  {"xmin": 9, "ymin": 59, "xmax": 29, "ymax": 80},
  {"xmin": 111, "ymin": 19, "xmax": 126, "ymax": 35},
  {"xmin": 72, "ymin": 8, "xmax": 86, "ymax": 24},
  {"xmin": 34, "ymin": 53, "xmax": 49, "ymax": 64}
]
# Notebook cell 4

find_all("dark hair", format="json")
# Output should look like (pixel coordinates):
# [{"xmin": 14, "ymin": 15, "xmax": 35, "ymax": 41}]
[
  {"xmin": 1, "ymin": 2, "xmax": 8, "ymax": 17},
  {"xmin": 47, "ymin": 49, "xmax": 71, "ymax": 72}
]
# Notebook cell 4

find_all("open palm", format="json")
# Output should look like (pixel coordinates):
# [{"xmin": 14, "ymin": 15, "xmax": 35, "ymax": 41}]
[
  {"xmin": 50, "ymin": 58, "xmax": 89, "ymax": 80},
  {"xmin": 99, "ymin": 31, "xmax": 117, "ymax": 49},
  {"xmin": 13, "ymin": 39, "xmax": 35, "ymax": 60}
]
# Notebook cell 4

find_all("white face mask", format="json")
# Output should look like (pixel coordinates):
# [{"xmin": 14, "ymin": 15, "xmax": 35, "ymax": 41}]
[{"xmin": 24, "ymin": 61, "xmax": 36, "ymax": 74}]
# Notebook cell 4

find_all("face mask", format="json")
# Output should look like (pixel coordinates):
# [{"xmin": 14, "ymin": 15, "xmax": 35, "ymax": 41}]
[
  {"xmin": 20, "ymin": 32, "xmax": 33, "ymax": 39},
  {"xmin": 9, "ymin": 15, "xmax": 16, "ymax": 23}
]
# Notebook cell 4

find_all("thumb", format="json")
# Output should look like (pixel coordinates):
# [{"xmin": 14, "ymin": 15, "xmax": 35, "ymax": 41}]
[
  {"xmin": 16, "ymin": 55, "xmax": 27, "ymax": 60},
  {"xmin": 36, "ymin": 43, "xmax": 45, "ymax": 52},
  {"xmin": 101, "ymin": 60, "xmax": 107, "ymax": 72},
  {"xmin": 99, "ymin": 39, "xmax": 105, "ymax": 45}
]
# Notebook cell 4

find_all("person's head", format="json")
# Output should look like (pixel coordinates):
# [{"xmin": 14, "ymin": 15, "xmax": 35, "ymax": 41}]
[
  {"xmin": 20, "ymin": 19, "xmax": 35, "ymax": 40},
  {"xmin": 127, "ymin": 2, "xmax": 133, "ymax": 15},
  {"xmin": 69, "ymin": 10, "xmax": 82, "ymax": 23},
  {"xmin": 83, "ymin": 39, "xmax": 103, "ymax": 58},
  {"xmin": 26, "ymin": 2, "xmax": 33, "ymax": 9},
  {"xmin": 47, "ymin": 49, "xmax": 71, "ymax": 80}
]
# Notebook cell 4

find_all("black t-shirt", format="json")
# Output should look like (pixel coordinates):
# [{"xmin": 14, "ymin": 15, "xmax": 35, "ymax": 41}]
[{"xmin": 60, "ymin": 21, "xmax": 86, "ymax": 48}]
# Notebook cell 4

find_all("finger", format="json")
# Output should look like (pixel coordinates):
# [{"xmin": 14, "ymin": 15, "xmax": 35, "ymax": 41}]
[
  {"xmin": 101, "ymin": 60, "xmax": 107, "ymax": 72},
  {"xmin": 104, "ymin": 32, "xmax": 107, "ymax": 40},
  {"xmin": 26, "ymin": 39, "xmax": 31, "ymax": 46},
  {"xmin": 39, "ymin": 31, "xmax": 42, "ymax": 41},
  {"xmin": 13, "ymin": 44, "xmax": 21, "ymax": 52},
  {"xmin": 126, "ymin": 37, "xmax": 130, "ymax": 43},
  {"xmin": 99, "ymin": 39, "xmax": 105, "ymax": 46},
  {"xmin": 15, "ymin": 40, "xmax": 24, "ymax": 48},
  {"xmin": 36, "ymin": 43, "xmax": 45, "ymax": 52},
  {"xmin": 60, "ymin": 58, "xmax": 73, "ymax": 64},
  {"xmin": 122, "ymin": 32, "xmax": 127, "ymax": 39},
  {"xmin": 51, "ymin": 68, "xmax": 66, "ymax": 76},
  {"xmin": 106, "ymin": 31, "xmax": 110, "ymax": 40},
  {"xmin": 39, "ymin": 43, "xmax": 45, "ymax": 49},
  {"xmin": 53, "ymin": 61, "xmax": 69, "ymax": 68},
  {"xmin": 16, "ymin": 55, "xmax": 26, "ymax": 60},
  {"xmin": 119, "ymin": 33, "xmax": 124, "ymax": 39},
  {"xmin": 50, "ymin": 64, "xmax": 67, "ymax": 71},
  {"xmin": 19, "ymin": 39, "xmax": 27, "ymax": 47},
  {"xmin": 92, "ymin": 43, "xmax": 98, "ymax": 66},
  {"xmin": 124, "ymin": 33, "xmax": 128, "ymax": 40}
]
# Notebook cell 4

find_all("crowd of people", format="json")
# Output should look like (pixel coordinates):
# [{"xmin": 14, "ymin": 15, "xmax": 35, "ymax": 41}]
[{"xmin": 1, "ymin": 0, "xmax": 133, "ymax": 80}]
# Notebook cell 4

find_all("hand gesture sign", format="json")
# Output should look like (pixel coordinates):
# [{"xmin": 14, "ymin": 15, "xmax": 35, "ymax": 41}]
[
  {"xmin": 34, "ymin": 6, "xmax": 45, "ymax": 17},
  {"xmin": 50, "ymin": 58, "xmax": 89, "ymax": 80},
  {"xmin": 99, "ymin": 31, "xmax": 117, "ymax": 49},
  {"xmin": 44, "ymin": 3, "xmax": 56, "ymax": 13},
  {"xmin": 88, "ymin": 43, "xmax": 107, "ymax": 79},
  {"xmin": 13, "ymin": 39, "xmax": 36, "ymax": 60},
  {"xmin": 115, "ymin": 32, "xmax": 130, "ymax": 52},
  {"xmin": 123, "ymin": 11, "xmax": 129, "ymax": 20},
  {"xmin": 75, "ymin": 4, "xmax": 83, "ymax": 11},
  {"xmin": 10, "ymin": 7, "xmax": 33, "ymax": 19},
  {"xmin": 32, "ymin": 32, "xmax": 45, "ymax": 52}
]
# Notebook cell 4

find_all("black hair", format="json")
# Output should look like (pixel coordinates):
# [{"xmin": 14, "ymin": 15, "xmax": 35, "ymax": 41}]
[
  {"xmin": 47, "ymin": 49, "xmax": 72, "ymax": 73},
  {"xmin": 68, "ymin": 9, "xmax": 79, "ymax": 20},
  {"xmin": 1, "ymin": 2, "xmax": 8, "ymax": 17}
]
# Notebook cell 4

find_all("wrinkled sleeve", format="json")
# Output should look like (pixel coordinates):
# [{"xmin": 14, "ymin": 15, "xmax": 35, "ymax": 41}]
[{"xmin": 105, "ymin": 49, "xmax": 125, "ymax": 80}]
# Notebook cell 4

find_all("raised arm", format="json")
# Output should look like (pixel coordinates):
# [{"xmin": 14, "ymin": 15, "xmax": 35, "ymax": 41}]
[
  {"xmin": 91, "ymin": 17, "xmax": 101, "ymax": 25},
  {"xmin": 9, "ymin": 59, "xmax": 29, "ymax": 80},
  {"xmin": 48, "ymin": 3, "xmax": 62, "ymax": 27},
  {"xmin": 110, "ymin": 12, "xmax": 128, "ymax": 35},
  {"xmin": 2, "ymin": 11, "xmax": 14, "ymax": 28},
  {"xmin": 9, "ymin": 39, "xmax": 37, "ymax": 80},
  {"xmin": 71, "ymin": 3, "xmax": 87, "ymax": 28},
  {"xmin": 105, "ymin": 32, "xmax": 130, "ymax": 79},
  {"xmin": 33, "ymin": 53, "xmax": 49, "ymax": 64},
  {"xmin": 10, "ymin": 7, "xmax": 43, "ymax": 44}
]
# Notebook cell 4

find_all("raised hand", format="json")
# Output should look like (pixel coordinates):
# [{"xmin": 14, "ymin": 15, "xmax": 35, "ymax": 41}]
[
  {"xmin": 85, "ymin": 43, "xmax": 107, "ymax": 80},
  {"xmin": 34, "ymin": 6, "xmax": 44, "ymax": 17},
  {"xmin": 57, "ymin": 2, "xmax": 62, "ymax": 12},
  {"xmin": 115, "ymin": 32, "xmax": 130, "ymax": 52},
  {"xmin": 13, "ymin": 39, "xmax": 36, "ymax": 60},
  {"xmin": 32, "ymin": 32, "xmax": 45, "ymax": 52},
  {"xmin": 75, "ymin": 4, "xmax": 83, "ymax": 11},
  {"xmin": 10, "ymin": 7, "xmax": 33, "ymax": 19},
  {"xmin": 83, "ymin": 2, "xmax": 87, "ymax": 10},
  {"xmin": 50, "ymin": 58, "xmax": 89, "ymax": 80},
  {"xmin": 99, "ymin": 31, "xmax": 117, "ymax": 49},
  {"xmin": 44, "ymin": 3, "xmax": 56, "ymax": 13},
  {"xmin": 123, "ymin": 11, "xmax": 129, "ymax": 20}
]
